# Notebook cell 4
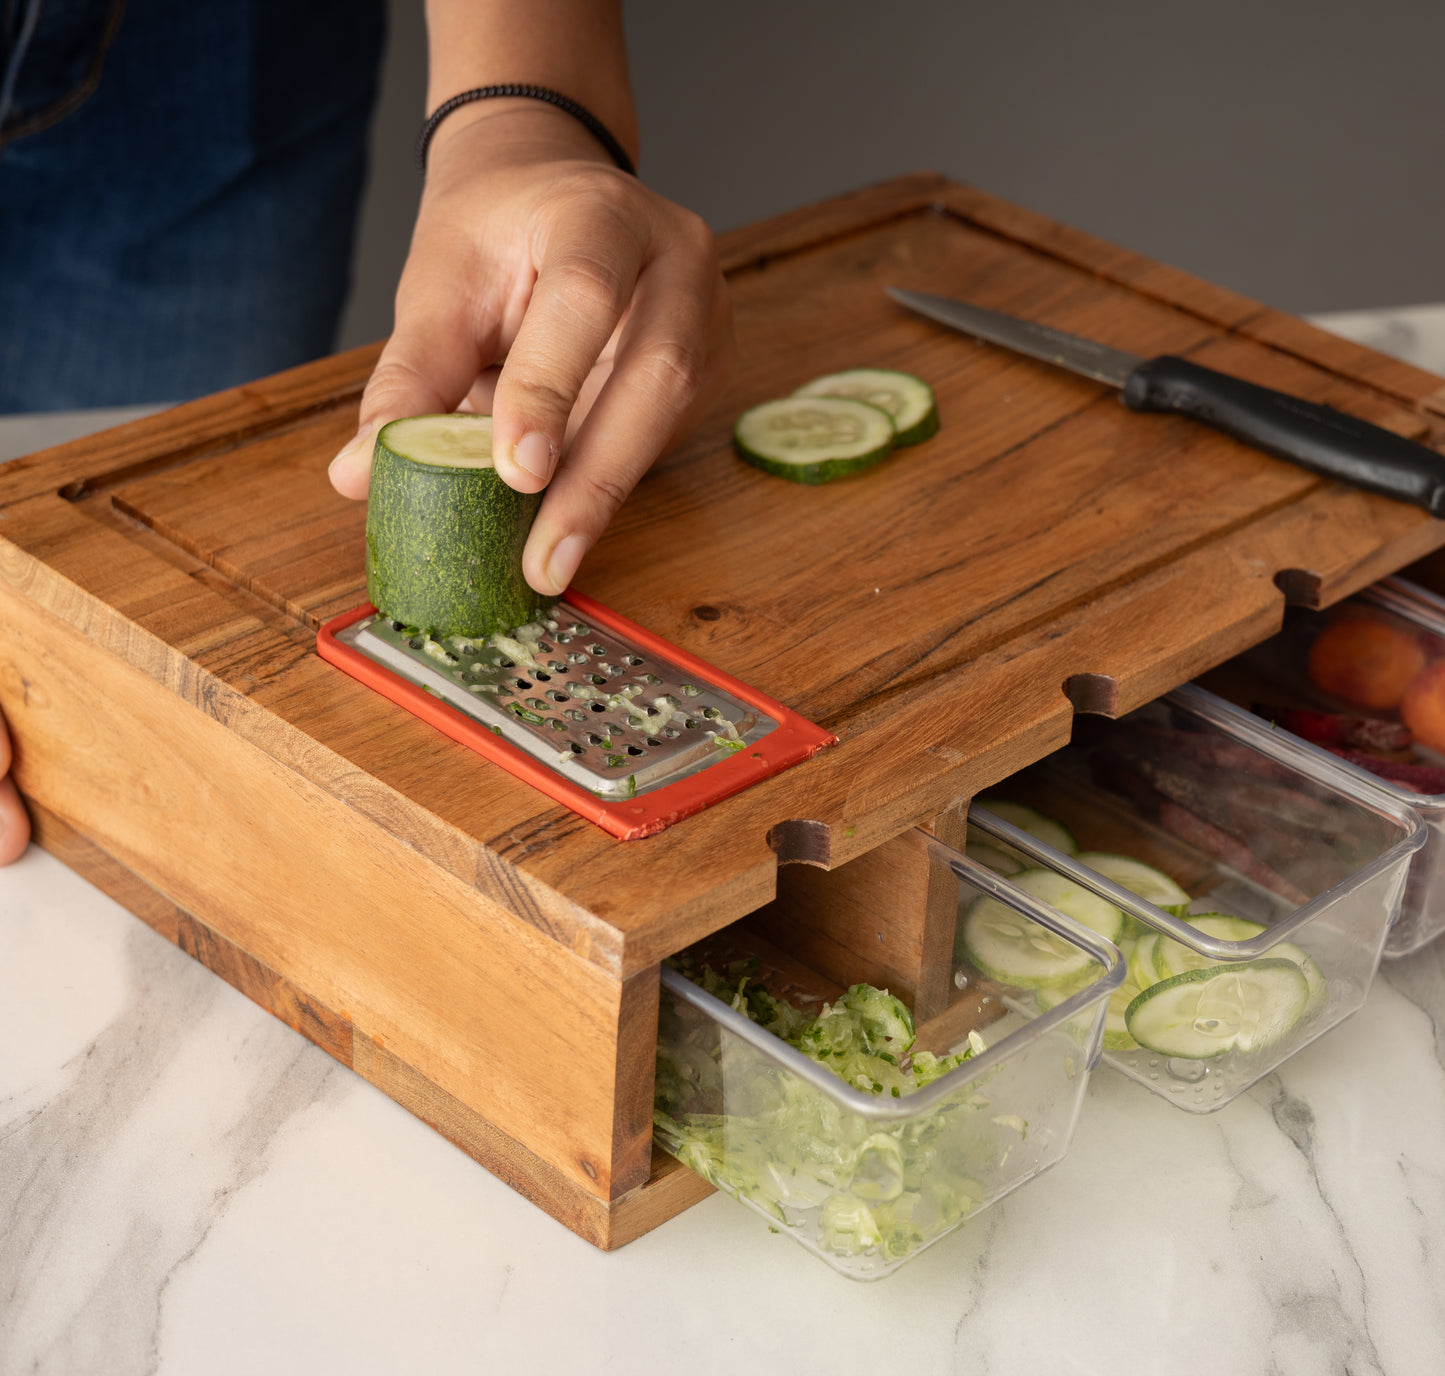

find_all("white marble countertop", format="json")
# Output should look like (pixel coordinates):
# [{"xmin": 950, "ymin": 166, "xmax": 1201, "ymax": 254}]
[{"xmin": 5, "ymin": 308, "xmax": 1445, "ymax": 1375}]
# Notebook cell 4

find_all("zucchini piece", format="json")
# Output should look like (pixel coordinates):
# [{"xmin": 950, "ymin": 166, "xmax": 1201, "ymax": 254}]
[
  {"xmin": 1127, "ymin": 931, "xmax": 1164, "ymax": 990},
  {"xmin": 1037, "ymin": 961, "xmax": 1143, "ymax": 1051},
  {"xmin": 961, "ymin": 869, "xmax": 1124, "ymax": 988},
  {"xmin": 1076, "ymin": 852, "xmax": 1191, "ymax": 918},
  {"xmin": 1154, "ymin": 914, "xmax": 1328, "ymax": 1019},
  {"xmin": 967, "ymin": 843, "xmax": 1025, "ymax": 877},
  {"xmin": 1124, "ymin": 959, "xmax": 1310, "ymax": 1058},
  {"xmin": 734, "ymin": 396, "xmax": 894, "ymax": 484},
  {"xmin": 364, "ymin": 414, "xmax": 554, "ymax": 639},
  {"xmin": 971, "ymin": 803, "xmax": 1075, "ymax": 855},
  {"xmin": 793, "ymin": 368, "xmax": 939, "ymax": 446}
]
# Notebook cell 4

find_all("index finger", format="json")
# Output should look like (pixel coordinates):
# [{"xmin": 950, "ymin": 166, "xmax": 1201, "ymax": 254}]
[{"xmin": 489, "ymin": 192, "xmax": 647, "ymax": 492}]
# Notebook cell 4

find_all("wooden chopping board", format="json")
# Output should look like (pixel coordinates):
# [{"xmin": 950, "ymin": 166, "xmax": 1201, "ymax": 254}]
[{"xmin": 5, "ymin": 175, "xmax": 1445, "ymax": 981}]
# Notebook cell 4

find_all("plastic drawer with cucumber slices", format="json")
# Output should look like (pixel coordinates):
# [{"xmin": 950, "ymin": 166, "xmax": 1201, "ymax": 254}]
[
  {"xmin": 959, "ymin": 686, "xmax": 1424, "ymax": 1113},
  {"xmin": 654, "ymin": 849, "xmax": 1122, "ymax": 1280}
]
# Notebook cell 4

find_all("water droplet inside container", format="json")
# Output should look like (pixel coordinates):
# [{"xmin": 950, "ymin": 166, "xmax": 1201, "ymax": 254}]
[
  {"xmin": 1167, "ymin": 1058, "xmax": 1209, "ymax": 1083},
  {"xmin": 954, "ymin": 970, "xmax": 970, "ymax": 990}
]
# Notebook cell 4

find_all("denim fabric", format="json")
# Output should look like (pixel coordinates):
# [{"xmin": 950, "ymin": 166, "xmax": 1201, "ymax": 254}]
[{"xmin": 0, "ymin": 0, "xmax": 386, "ymax": 411}]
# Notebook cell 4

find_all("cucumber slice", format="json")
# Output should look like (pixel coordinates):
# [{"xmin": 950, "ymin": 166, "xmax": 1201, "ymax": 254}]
[
  {"xmin": 1076, "ymin": 852, "xmax": 1191, "ymax": 918},
  {"xmin": 1125, "ymin": 959, "xmax": 1310, "ymax": 1058},
  {"xmin": 967, "ymin": 844, "xmax": 1024, "ymax": 877},
  {"xmin": 1033, "ymin": 953, "xmax": 1139, "ymax": 1050},
  {"xmin": 365, "ymin": 414, "xmax": 553, "ymax": 638},
  {"xmin": 793, "ymin": 368, "xmax": 939, "ymax": 447},
  {"xmin": 733, "ymin": 397, "xmax": 895, "ymax": 484},
  {"xmin": 961, "ymin": 869, "xmax": 1123, "ymax": 988},
  {"xmin": 1127, "ymin": 931, "xmax": 1163, "ymax": 990},
  {"xmin": 969, "ymin": 800, "xmax": 1078, "ymax": 861},
  {"xmin": 1155, "ymin": 914, "xmax": 1328, "ymax": 1019}
]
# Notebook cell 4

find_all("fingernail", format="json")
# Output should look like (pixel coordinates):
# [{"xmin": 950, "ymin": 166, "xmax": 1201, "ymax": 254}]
[
  {"xmin": 510, "ymin": 432, "xmax": 557, "ymax": 481},
  {"xmin": 544, "ymin": 533, "xmax": 592, "ymax": 594}
]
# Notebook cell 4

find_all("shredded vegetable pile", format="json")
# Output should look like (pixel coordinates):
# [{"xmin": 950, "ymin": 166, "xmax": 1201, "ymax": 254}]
[{"xmin": 654, "ymin": 958, "xmax": 1011, "ymax": 1264}]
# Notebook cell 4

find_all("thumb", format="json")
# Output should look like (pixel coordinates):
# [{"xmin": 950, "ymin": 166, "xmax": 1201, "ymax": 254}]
[
  {"xmin": 328, "ymin": 283, "xmax": 491, "ymax": 499},
  {"xmin": 327, "ymin": 349, "xmax": 457, "ymax": 500}
]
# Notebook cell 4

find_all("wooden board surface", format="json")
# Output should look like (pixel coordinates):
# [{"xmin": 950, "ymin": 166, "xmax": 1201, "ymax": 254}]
[{"xmin": 5, "ymin": 174, "xmax": 1445, "ymax": 984}]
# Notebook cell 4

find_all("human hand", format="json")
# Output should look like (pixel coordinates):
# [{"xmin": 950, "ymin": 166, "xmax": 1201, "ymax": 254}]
[
  {"xmin": 328, "ymin": 104, "xmax": 733, "ymax": 596},
  {"xmin": 0, "ymin": 705, "xmax": 30, "ymax": 865}
]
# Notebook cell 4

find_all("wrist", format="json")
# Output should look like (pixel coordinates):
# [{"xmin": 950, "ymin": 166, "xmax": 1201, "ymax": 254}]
[
  {"xmin": 420, "ymin": 87, "xmax": 638, "ymax": 179},
  {"xmin": 421, "ymin": 103, "xmax": 619, "ymax": 198}
]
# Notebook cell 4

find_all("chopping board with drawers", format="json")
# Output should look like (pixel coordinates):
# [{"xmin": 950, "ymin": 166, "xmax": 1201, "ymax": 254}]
[{"xmin": 5, "ymin": 172, "xmax": 1445, "ymax": 1248}]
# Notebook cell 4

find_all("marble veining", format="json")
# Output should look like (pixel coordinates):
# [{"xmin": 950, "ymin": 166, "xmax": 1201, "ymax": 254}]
[{"xmin": 5, "ymin": 306, "xmax": 1445, "ymax": 1374}]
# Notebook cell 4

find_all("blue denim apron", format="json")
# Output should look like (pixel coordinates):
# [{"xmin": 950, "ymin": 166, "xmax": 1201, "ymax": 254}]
[{"xmin": 0, "ymin": 0, "xmax": 386, "ymax": 410}]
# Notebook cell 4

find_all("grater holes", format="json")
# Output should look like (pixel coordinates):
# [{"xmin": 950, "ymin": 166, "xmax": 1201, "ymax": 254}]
[
  {"xmin": 589, "ymin": 703, "xmax": 606, "ymax": 713},
  {"xmin": 587, "ymin": 673, "xmax": 606, "ymax": 686},
  {"xmin": 547, "ymin": 690, "xmax": 569, "ymax": 702},
  {"xmin": 567, "ymin": 651, "xmax": 589, "ymax": 664},
  {"xmin": 513, "ymin": 677, "xmax": 532, "ymax": 690},
  {"xmin": 625, "ymin": 745, "xmax": 644, "ymax": 756},
  {"xmin": 547, "ymin": 718, "xmax": 569, "ymax": 732},
  {"xmin": 701, "ymin": 707, "xmax": 721, "ymax": 719},
  {"xmin": 585, "ymin": 732, "xmax": 606, "ymax": 746},
  {"xmin": 494, "ymin": 655, "xmax": 515, "ymax": 668},
  {"xmin": 533, "ymin": 671, "xmax": 552, "ymax": 681},
  {"xmin": 663, "ymin": 727, "xmax": 680, "ymax": 738},
  {"xmin": 623, "ymin": 654, "xmax": 644, "ymax": 666},
  {"xmin": 644, "ymin": 737, "xmax": 663, "ymax": 747},
  {"xmin": 640, "ymin": 673, "xmax": 662, "ymax": 685},
  {"xmin": 526, "ymin": 697, "xmax": 549, "ymax": 711},
  {"xmin": 587, "ymin": 642, "xmax": 607, "ymax": 655},
  {"xmin": 565, "ymin": 709, "xmax": 587, "ymax": 722}
]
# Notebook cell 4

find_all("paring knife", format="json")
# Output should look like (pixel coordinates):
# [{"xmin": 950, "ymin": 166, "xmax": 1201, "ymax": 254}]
[{"xmin": 886, "ymin": 287, "xmax": 1445, "ymax": 517}]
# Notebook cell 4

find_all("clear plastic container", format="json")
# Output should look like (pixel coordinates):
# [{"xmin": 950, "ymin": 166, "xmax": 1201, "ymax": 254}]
[
  {"xmin": 654, "ymin": 850, "xmax": 1123, "ymax": 1280},
  {"xmin": 1200, "ymin": 576, "xmax": 1445, "ymax": 955},
  {"xmin": 964, "ymin": 686, "xmax": 1423, "ymax": 1112}
]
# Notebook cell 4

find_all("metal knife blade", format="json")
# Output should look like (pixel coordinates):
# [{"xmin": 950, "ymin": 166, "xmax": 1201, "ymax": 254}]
[
  {"xmin": 885, "ymin": 288, "xmax": 1142, "ymax": 387},
  {"xmin": 885, "ymin": 285, "xmax": 1445, "ymax": 518}
]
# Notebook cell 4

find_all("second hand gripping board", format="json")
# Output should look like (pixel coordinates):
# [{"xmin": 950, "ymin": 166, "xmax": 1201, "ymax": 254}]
[{"xmin": 318, "ymin": 589, "xmax": 838, "ymax": 840}]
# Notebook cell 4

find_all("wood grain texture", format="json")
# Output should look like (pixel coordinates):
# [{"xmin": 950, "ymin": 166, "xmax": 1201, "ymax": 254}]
[
  {"xmin": 7, "ymin": 176, "xmax": 1445, "ymax": 1251},
  {"xmin": 25, "ymin": 797, "xmax": 186, "ymax": 943},
  {"xmin": 24, "ymin": 797, "xmax": 703, "ymax": 1247},
  {"xmin": 0, "ymin": 581, "xmax": 652, "ymax": 1201},
  {"xmin": 5, "ymin": 181, "xmax": 1444, "ymax": 975},
  {"xmin": 748, "ymin": 826, "xmax": 959, "ymax": 1020}
]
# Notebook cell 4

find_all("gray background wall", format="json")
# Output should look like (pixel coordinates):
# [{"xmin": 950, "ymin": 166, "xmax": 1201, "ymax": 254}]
[{"xmin": 338, "ymin": 1, "xmax": 1445, "ymax": 351}]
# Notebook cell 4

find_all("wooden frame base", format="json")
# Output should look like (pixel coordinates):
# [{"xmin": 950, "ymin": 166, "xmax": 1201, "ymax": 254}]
[
  {"xmin": 7, "ymin": 175, "xmax": 1445, "ymax": 1254},
  {"xmin": 26, "ymin": 798, "xmax": 713, "ymax": 1249}
]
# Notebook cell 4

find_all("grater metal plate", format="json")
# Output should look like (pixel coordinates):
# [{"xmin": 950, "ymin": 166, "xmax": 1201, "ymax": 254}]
[
  {"xmin": 332, "ymin": 600, "xmax": 774, "ymax": 799},
  {"xmin": 318, "ymin": 591, "xmax": 837, "ymax": 839}
]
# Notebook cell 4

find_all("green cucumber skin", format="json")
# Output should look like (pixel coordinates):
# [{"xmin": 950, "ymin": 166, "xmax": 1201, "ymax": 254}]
[
  {"xmin": 365, "ymin": 438, "xmax": 553, "ymax": 638},
  {"xmin": 892, "ymin": 403, "xmax": 939, "ymax": 448},
  {"xmin": 732, "ymin": 442, "xmax": 891, "ymax": 485}
]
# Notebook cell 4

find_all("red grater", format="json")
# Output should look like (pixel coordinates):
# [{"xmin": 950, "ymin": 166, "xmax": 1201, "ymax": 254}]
[{"xmin": 317, "ymin": 590, "xmax": 838, "ymax": 840}]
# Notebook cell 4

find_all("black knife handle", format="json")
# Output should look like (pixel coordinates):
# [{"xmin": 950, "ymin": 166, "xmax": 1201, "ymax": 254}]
[{"xmin": 1122, "ymin": 355, "xmax": 1445, "ymax": 517}]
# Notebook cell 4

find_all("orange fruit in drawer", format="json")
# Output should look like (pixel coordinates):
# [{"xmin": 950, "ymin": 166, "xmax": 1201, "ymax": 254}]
[
  {"xmin": 1307, "ymin": 616, "xmax": 1426, "ymax": 710},
  {"xmin": 1401, "ymin": 662, "xmax": 1445, "ymax": 752}
]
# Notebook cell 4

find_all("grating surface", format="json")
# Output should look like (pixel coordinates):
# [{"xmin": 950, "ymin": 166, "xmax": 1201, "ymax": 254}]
[{"xmin": 335, "ymin": 602, "xmax": 774, "ymax": 799}]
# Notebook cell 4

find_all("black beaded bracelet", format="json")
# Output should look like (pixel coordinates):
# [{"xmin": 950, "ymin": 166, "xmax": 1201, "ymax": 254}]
[{"xmin": 416, "ymin": 83, "xmax": 637, "ymax": 177}]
